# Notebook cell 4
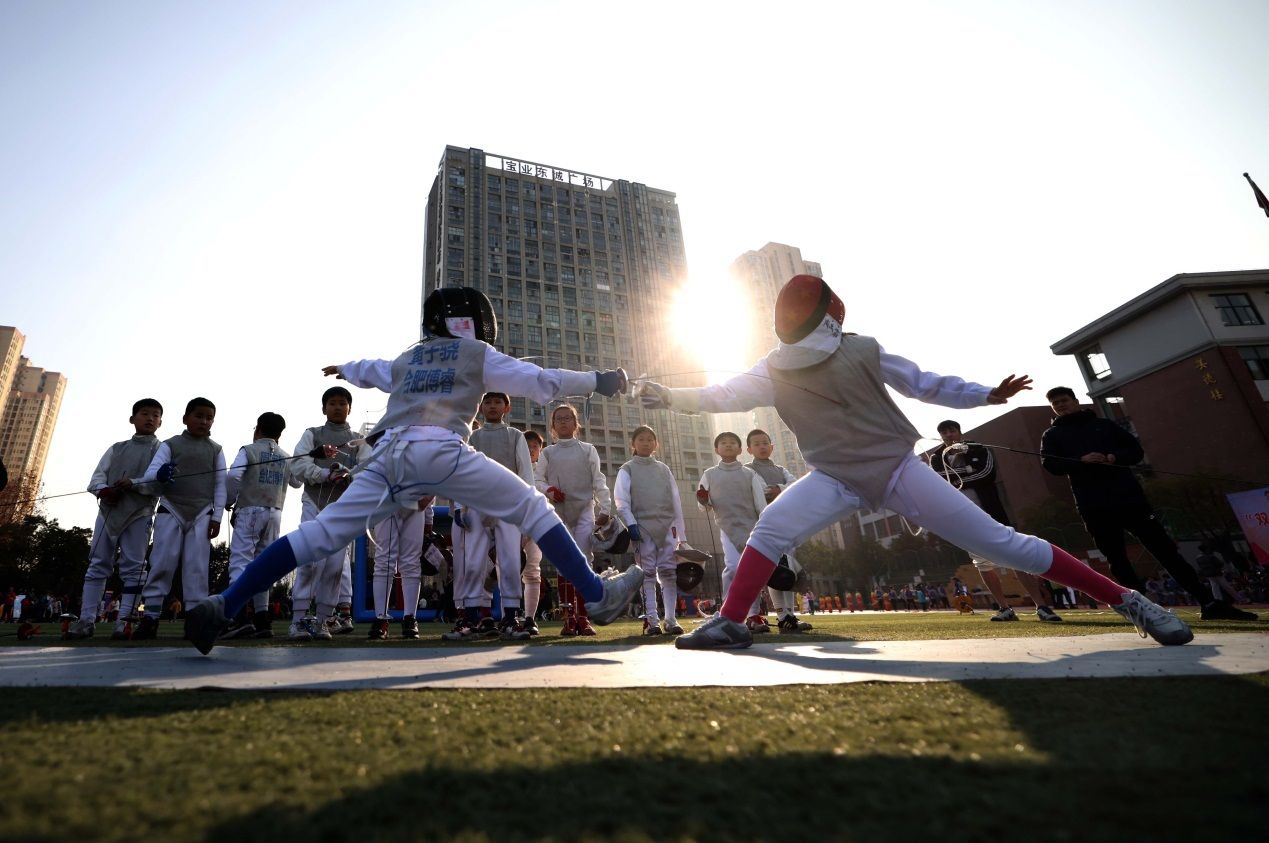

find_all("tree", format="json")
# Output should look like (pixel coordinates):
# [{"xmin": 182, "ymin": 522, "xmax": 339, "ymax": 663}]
[
  {"xmin": 0, "ymin": 513, "xmax": 91, "ymax": 599},
  {"xmin": 0, "ymin": 469, "xmax": 42, "ymax": 526}
]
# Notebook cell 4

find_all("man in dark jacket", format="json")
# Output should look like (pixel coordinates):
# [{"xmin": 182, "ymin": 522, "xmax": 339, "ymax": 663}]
[{"xmin": 1040, "ymin": 386, "xmax": 1256, "ymax": 621}]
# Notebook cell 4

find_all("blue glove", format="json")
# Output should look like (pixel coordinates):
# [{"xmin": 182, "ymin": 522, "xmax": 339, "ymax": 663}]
[
  {"xmin": 156, "ymin": 462, "xmax": 177, "ymax": 484},
  {"xmin": 627, "ymin": 523, "xmax": 642, "ymax": 543},
  {"xmin": 594, "ymin": 368, "xmax": 628, "ymax": 398},
  {"xmin": 637, "ymin": 381, "xmax": 672, "ymax": 410},
  {"xmin": 453, "ymin": 508, "xmax": 469, "ymax": 530}
]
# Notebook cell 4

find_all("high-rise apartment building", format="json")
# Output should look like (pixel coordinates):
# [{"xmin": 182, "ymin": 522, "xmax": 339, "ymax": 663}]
[
  {"xmin": 0, "ymin": 326, "xmax": 25, "ymax": 420},
  {"xmin": 423, "ymin": 147, "xmax": 717, "ymax": 554},
  {"xmin": 726, "ymin": 243, "xmax": 853, "ymax": 552},
  {"xmin": 725, "ymin": 243, "xmax": 825, "ymax": 474},
  {"xmin": 0, "ymin": 354, "xmax": 67, "ymax": 494}
]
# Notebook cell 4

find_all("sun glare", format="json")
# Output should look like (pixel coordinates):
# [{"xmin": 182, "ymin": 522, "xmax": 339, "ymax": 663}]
[{"xmin": 670, "ymin": 276, "xmax": 753, "ymax": 385}]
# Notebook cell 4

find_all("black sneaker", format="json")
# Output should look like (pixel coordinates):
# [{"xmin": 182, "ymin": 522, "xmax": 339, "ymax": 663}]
[
  {"xmin": 400, "ymin": 616, "xmax": 420, "ymax": 640},
  {"xmin": 778, "ymin": 614, "xmax": 813, "ymax": 633},
  {"xmin": 521, "ymin": 616, "xmax": 540, "ymax": 636},
  {"xmin": 499, "ymin": 616, "xmax": 530, "ymax": 641},
  {"xmin": 218, "ymin": 620, "xmax": 257, "ymax": 641},
  {"xmin": 131, "ymin": 615, "xmax": 160, "ymax": 641},
  {"xmin": 1200, "ymin": 600, "xmax": 1259, "ymax": 621},
  {"xmin": 252, "ymin": 610, "xmax": 274, "ymax": 639},
  {"xmin": 476, "ymin": 617, "xmax": 500, "ymax": 639},
  {"xmin": 368, "ymin": 618, "xmax": 390, "ymax": 640}
]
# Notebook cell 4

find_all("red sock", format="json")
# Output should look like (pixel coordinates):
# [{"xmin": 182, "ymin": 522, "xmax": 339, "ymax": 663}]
[
  {"xmin": 720, "ymin": 546, "xmax": 777, "ymax": 623},
  {"xmin": 1043, "ymin": 544, "xmax": 1128, "ymax": 606}
]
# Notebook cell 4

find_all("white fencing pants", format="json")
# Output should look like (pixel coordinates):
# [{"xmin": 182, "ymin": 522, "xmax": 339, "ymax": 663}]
[
  {"xmin": 371, "ymin": 507, "xmax": 426, "ymax": 618},
  {"xmin": 287, "ymin": 436, "xmax": 559, "ymax": 605},
  {"xmin": 80, "ymin": 514, "xmax": 151, "ymax": 622},
  {"xmin": 463, "ymin": 516, "xmax": 524, "ymax": 610},
  {"xmin": 719, "ymin": 532, "xmax": 762, "ymax": 616},
  {"xmin": 634, "ymin": 532, "xmax": 679, "ymax": 625},
  {"xmin": 229, "ymin": 506, "xmax": 282, "ymax": 613},
  {"xmin": 748, "ymin": 456, "xmax": 1052, "ymax": 576},
  {"xmin": 143, "ymin": 509, "xmax": 212, "ymax": 618}
]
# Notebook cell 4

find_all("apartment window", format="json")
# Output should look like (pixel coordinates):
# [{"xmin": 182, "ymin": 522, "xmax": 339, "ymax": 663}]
[
  {"xmin": 1239, "ymin": 345, "xmax": 1269, "ymax": 380},
  {"xmin": 1082, "ymin": 346, "xmax": 1112, "ymax": 380},
  {"xmin": 527, "ymin": 325, "xmax": 542, "ymax": 345},
  {"xmin": 545, "ymin": 306, "xmax": 560, "ymax": 326},
  {"xmin": 1211, "ymin": 293, "xmax": 1264, "ymax": 326}
]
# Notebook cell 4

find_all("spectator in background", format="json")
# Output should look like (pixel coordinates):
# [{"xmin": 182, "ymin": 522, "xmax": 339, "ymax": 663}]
[{"xmin": 1041, "ymin": 386, "xmax": 1257, "ymax": 622}]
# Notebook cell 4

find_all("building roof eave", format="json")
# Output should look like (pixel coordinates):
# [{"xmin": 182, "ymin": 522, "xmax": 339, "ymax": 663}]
[{"xmin": 1050, "ymin": 269, "xmax": 1269, "ymax": 356}]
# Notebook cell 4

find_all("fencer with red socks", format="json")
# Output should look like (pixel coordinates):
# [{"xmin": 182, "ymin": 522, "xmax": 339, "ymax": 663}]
[{"xmin": 637, "ymin": 275, "xmax": 1193, "ymax": 650}]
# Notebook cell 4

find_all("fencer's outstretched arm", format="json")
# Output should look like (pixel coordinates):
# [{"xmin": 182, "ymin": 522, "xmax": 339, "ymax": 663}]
[
  {"xmin": 328, "ymin": 346, "xmax": 607, "ymax": 405},
  {"xmin": 651, "ymin": 359, "xmax": 777, "ymax": 413},
  {"xmin": 879, "ymin": 351, "xmax": 994, "ymax": 409}
]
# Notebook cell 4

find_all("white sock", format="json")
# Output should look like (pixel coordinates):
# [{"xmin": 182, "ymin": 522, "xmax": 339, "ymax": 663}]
[
  {"xmin": 641, "ymin": 577, "xmax": 659, "ymax": 624},
  {"xmin": 401, "ymin": 576, "xmax": 422, "ymax": 620},
  {"xmin": 372, "ymin": 574, "xmax": 391, "ymax": 618},
  {"xmin": 524, "ymin": 581, "xmax": 540, "ymax": 618},
  {"xmin": 660, "ymin": 576, "xmax": 678, "ymax": 625},
  {"xmin": 80, "ymin": 580, "xmax": 106, "ymax": 623}
]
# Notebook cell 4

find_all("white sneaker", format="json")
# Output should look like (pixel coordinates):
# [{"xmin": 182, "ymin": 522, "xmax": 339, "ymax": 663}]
[
  {"xmin": 673, "ymin": 614, "xmax": 753, "ymax": 650},
  {"xmin": 288, "ymin": 618, "xmax": 313, "ymax": 642},
  {"xmin": 308, "ymin": 616, "xmax": 334, "ymax": 641},
  {"xmin": 990, "ymin": 607, "xmax": 1019, "ymax": 622},
  {"xmin": 1036, "ymin": 605, "xmax": 1064, "ymax": 623},
  {"xmin": 1113, "ymin": 590, "xmax": 1193, "ymax": 646},
  {"xmin": 65, "ymin": 618, "xmax": 95, "ymax": 640},
  {"xmin": 583, "ymin": 565, "xmax": 645, "ymax": 625}
]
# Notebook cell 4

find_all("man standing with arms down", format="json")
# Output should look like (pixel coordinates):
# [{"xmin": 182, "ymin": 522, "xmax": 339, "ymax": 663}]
[
  {"xmin": 930, "ymin": 420, "xmax": 1062, "ymax": 622},
  {"xmin": 1040, "ymin": 386, "xmax": 1256, "ymax": 622}
]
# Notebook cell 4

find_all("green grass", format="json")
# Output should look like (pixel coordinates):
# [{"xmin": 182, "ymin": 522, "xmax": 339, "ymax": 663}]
[
  {"xmin": 3, "ymin": 606, "xmax": 1265, "ymax": 648},
  {"xmin": 2, "ymin": 676, "xmax": 1266, "ymax": 842}
]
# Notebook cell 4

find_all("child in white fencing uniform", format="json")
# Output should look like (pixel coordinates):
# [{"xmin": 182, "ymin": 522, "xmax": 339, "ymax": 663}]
[
  {"xmin": 637, "ymin": 274, "xmax": 1194, "ymax": 650},
  {"xmin": 615, "ymin": 425, "xmax": 687, "ymax": 636},
  {"xmin": 185, "ymin": 287, "xmax": 643, "ymax": 655},
  {"xmin": 132, "ymin": 397, "xmax": 225, "ymax": 640},
  {"xmin": 66, "ymin": 399, "xmax": 163, "ymax": 640},
  {"xmin": 534, "ymin": 403, "xmax": 612, "ymax": 636},
  {"xmin": 288, "ymin": 386, "xmax": 372, "ymax": 641},
  {"xmin": 745, "ymin": 428, "xmax": 812, "ymax": 634},
  {"xmin": 453, "ymin": 392, "xmax": 535, "ymax": 640},
  {"xmin": 220, "ymin": 412, "xmax": 292, "ymax": 640},
  {"xmin": 368, "ymin": 496, "xmax": 432, "ymax": 640},
  {"xmin": 698, "ymin": 431, "xmax": 770, "ymax": 633}
]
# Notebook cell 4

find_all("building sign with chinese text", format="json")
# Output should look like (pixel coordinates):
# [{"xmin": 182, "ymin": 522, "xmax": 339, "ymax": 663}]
[{"xmin": 484, "ymin": 155, "xmax": 613, "ymax": 191}]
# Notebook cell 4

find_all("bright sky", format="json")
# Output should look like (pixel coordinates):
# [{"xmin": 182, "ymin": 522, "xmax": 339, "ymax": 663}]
[{"xmin": 3, "ymin": 0, "xmax": 1267, "ymax": 533}]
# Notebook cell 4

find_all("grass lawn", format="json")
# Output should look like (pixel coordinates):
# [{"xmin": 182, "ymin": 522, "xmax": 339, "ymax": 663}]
[
  {"xmin": 2, "ymin": 675, "xmax": 1266, "ymax": 842},
  {"xmin": 1, "ymin": 609, "xmax": 1266, "ymax": 841}
]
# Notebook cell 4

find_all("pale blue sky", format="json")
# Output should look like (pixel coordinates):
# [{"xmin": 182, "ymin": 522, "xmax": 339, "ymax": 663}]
[{"xmin": 2, "ymin": 0, "xmax": 1267, "ymax": 532}]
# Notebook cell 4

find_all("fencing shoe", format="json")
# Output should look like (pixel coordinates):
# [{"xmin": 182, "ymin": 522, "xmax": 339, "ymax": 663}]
[
  {"xmin": 584, "ymin": 564, "xmax": 645, "ymax": 625},
  {"xmin": 131, "ymin": 615, "xmax": 159, "ymax": 641},
  {"xmin": 1113, "ymin": 590, "xmax": 1193, "ymax": 646},
  {"xmin": 674, "ymin": 614, "xmax": 753, "ymax": 650},
  {"xmin": 307, "ymin": 616, "xmax": 334, "ymax": 641},
  {"xmin": 288, "ymin": 618, "xmax": 313, "ymax": 642},
  {"xmin": 777, "ymin": 613, "xmax": 812, "ymax": 633},
  {"xmin": 65, "ymin": 619, "xmax": 95, "ymax": 640},
  {"xmin": 185, "ymin": 595, "xmax": 229, "ymax": 655},
  {"xmin": 400, "ymin": 616, "xmax": 420, "ymax": 640},
  {"xmin": 1036, "ymin": 605, "xmax": 1064, "ymax": 623}
]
